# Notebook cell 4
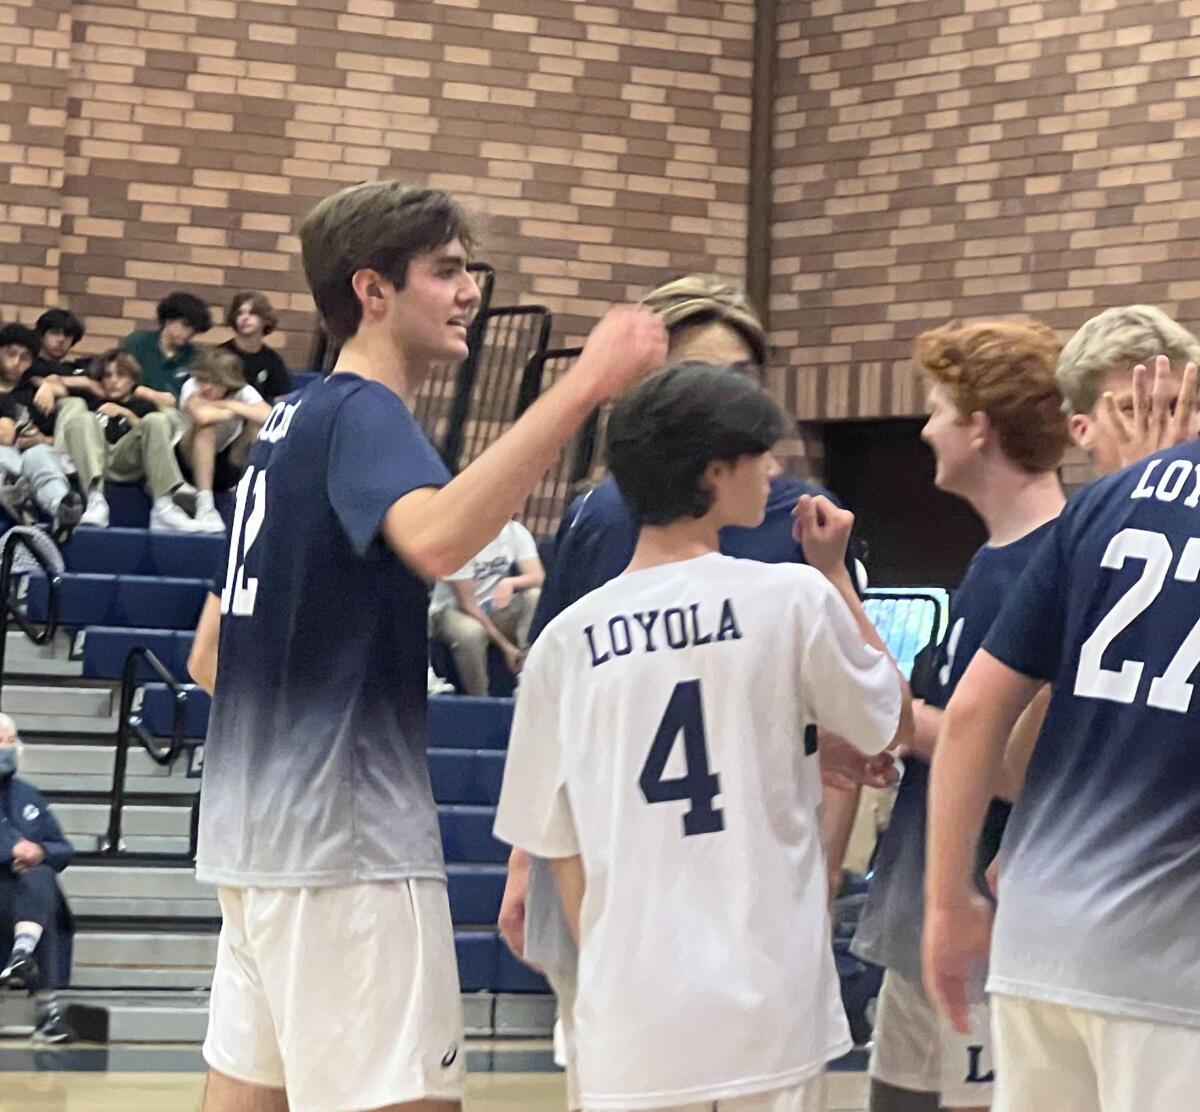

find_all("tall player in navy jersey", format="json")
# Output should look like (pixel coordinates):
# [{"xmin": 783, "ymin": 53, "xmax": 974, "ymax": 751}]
[
  {"xmin": 925, "ymin": 425, "xmax": 1200, "ymax": 1112},
  {"xmin": 188, "ymin": 182, "xmax": 666, "ymax": 1112},
  {"xmin": 852, "ymin": 319, "xmax": 1069, "ymax": 1112}
]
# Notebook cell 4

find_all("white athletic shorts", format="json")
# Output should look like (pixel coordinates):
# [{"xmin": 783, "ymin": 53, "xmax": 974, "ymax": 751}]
[
  {"xmin": 992, "ymin": 993, "xmax": 1200, "ymax": 1112},
  {"xmin": 583, "ymin": 1075, "xmax": 825, "ymax": 1112},
  {"xmin": 869, "ymin": 968, "xmax": 995, "ymax": 1108},
  {"xmin": 203, "ymin": 878, "xmax": 465, "ymax": 1112}
]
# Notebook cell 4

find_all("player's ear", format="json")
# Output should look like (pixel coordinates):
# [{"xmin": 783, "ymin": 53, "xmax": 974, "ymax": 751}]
[
  {"xmin": 1068, "ymin": 412, "xmax": 1092, "ymax": 451},
  {"xmin": 351, "ymin": 269, "xmax": 390, "ymax": 320},
  {"xmin": 967, "ymin": 408, "xmax": 990, "ymax": 450}
]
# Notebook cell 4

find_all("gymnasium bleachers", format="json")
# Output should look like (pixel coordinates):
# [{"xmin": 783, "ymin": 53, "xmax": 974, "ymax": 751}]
[{"xmin": 6, "ymin": 515, "xmax": 552, "ymax": 1041}]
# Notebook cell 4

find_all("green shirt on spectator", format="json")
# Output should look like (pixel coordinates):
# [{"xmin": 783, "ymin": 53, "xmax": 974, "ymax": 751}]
[{"xmin": 121, "ymin": 329, "xmax": 195, "ymax": 397}]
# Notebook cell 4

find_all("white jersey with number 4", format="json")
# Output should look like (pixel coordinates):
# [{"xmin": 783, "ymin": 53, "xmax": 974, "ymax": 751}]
[{"xmin": 494, "ymin": 552, "xmax": 902, "ymax": 1110}]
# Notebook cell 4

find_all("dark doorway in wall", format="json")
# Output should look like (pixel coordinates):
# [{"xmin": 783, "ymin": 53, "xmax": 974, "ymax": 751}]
[{"xmin": 823, "ymin": 418, "xmax": 986, "ymax": 589}]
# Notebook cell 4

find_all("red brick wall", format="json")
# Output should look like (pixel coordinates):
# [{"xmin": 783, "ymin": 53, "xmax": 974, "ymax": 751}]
[
  {"xmin": 2, "ymin": 0, "xmax": 754, "ymax": 365},
  {"xmin": 772, "ymin": 0, "xmax": 1200, "ymax": 430}
]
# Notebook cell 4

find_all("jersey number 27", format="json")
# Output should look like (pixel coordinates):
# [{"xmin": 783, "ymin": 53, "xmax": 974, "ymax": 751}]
[{"xmin": 640, "ymin": 679, "xmax": 725, "ymax": 837}]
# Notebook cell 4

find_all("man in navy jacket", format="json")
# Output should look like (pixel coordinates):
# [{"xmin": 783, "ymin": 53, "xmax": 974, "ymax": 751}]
[{"xmin": 0, "ymin": 714, "xmax": 75, "ymax": 1043}]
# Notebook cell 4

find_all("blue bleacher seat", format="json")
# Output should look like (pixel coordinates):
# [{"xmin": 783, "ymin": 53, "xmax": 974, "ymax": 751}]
[
  {"xmin": 140, "ymin": 682, "xmax": 210, "ymax": 739},
  {"xmin": 103, "ymin": 483, "xmax": 153, "ymax": 529},
  {"xmin": 64, "ymin": 527, "xmax": 225, "ymax": 580},
  {"xmin": 82, "ymin": 627, "xmax": 193, "ymax": 681},
  {"xmin": 446, "ymin": 864, "xmax": 505, "ymax": 925},
  {"xmin": 439, "ymin": 805, "xmax": 508, "ymax": 864},
  {"xmin": 27, "ymin": 573, "xmax": 207, "ymax": 631},
  {"xmin": 428, "ymin": 749, "xmax": 504, "ymax": 805},
  {"xmin": 427, "ymin": 696, "xmax": 513, "ymax": 750}
]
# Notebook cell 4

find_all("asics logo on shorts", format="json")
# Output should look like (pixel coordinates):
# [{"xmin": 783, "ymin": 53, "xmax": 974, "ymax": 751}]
[{"xmin": 441, "ymin": 1042, "xmax": 458, "ymax": 1068}]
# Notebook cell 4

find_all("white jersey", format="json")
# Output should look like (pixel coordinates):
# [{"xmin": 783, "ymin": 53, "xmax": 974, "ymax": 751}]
[{"xmin": 494, "ymin": 553, "xmax": 902, "ymax": 1110}]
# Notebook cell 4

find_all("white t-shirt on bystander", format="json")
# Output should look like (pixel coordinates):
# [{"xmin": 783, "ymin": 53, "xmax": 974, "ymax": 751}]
[
  {"xmin": 180, "ymin": 378, "xmax": 266, "ymax": 452},
  {"xmin": 430, "ymin": 519, "xmax": 539, "ymax": 615}
]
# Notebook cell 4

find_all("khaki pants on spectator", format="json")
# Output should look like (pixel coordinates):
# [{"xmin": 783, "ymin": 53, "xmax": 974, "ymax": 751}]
[
  {"xmin": 55, "ymin": 397, "xmax": 185, "ymax": 501},
  {"xmin": 431, "ymin": 588, "xmax": 542, "ymax": 697}
]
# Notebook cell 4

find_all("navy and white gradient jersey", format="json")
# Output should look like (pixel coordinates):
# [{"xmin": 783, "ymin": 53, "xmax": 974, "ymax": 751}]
[
  {"xmin": 852, "ymin": 520, "xmax": 1054, "ymax": 983},
  {"xmin": 195, "ymin": 373, "xmax": 450, "ymax": 888},
  {"xmin": 983, "ymin": 442, "xmax": 1200, "ymax": 1028}
]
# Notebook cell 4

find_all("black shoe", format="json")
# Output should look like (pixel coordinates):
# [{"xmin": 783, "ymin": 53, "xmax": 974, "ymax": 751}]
[
  {"xmin": 0, "ymin": 951, "xmax": 38, "ymax": 991},
  {"xmin": 51, "ymin": 488, "xmax": 84, "ymax": 542},
  {"xmin": 32, "ymin": 1008, "xmax": 73, "ymax": 1045}
]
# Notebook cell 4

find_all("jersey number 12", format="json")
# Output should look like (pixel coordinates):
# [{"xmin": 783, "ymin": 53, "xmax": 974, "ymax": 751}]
[
  {"xmin": 640, "ymin": 679, "xmax": 724, "ymax": 837},
  {"xmin": 221, "ymin": 465, "xmax": 267, "ymax": 618}
]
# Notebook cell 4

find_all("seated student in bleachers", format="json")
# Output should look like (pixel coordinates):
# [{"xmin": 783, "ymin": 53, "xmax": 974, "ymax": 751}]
[
  {"xmin": 122, "ymin": 291, "xmax": 212, "ymax": 409},
  {"xmin": 220, "ymin": 292, "xmax": 293, "ymax": 403},
  {"xmin": 429, "ymin": 517, "xmax": 545, "ymax": 695},
  {"xmin": 0, "ymin": 714, "xmax": 75, "ymax": 1044},
  {"xmin": 0, "ymin": 324, "xmax": 82, "ymax": 533},
  {"xmin": 176, "ymin": 347, "xmax": 271, "ymax": 532},
  {"xmin": 25, "ymin": 309, "xmax": 102, "ymax": 418},
  {"xmin": 55, "ymin": 349, "xmax": 202, "ymax": 532}
]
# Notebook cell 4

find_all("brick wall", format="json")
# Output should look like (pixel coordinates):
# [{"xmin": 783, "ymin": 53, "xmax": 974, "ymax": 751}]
[
  {"xmin": 0, "ymin": 0, "xmax": 72, "ymax": 317},
  {"xmin": 2, "ymin": 0, "xmax": 753, "ymax": 365},
  {"xmin": 772, "ymin": 0, "xmax": 1200, "ymax": 423}
]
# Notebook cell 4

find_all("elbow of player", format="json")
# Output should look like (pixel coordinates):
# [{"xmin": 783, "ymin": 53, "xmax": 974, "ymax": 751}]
[
  {"xmin": 186, "ymin": 646, "xmax": 216, "ymax": 695},
  {"xmin": 398, "ymin": 537, "xmax": 462, "ymax": 582}
]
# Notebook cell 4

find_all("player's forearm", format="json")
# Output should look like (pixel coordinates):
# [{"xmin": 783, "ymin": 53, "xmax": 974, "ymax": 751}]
[
  {"xmin": 831, "ymin": 568, "xmax": 914, "ymax": 747},
  {"xmin": 820, "ymin": 782, "xmax": 860, "ymax": 906},
  {"xmin": 385, "ymin": 373, "xmax": 603, "ymax": 579},
  {"xmin": 926, "ymin": 694, "xmax": 1010, "ymax": 906},
  {"xmin": 997, "ymin": 684, "xmax": 1050, "ymax": 801},
  {"xmin": 460, "ymin": 601, "xmax": 515, "ymax": 650},
  {"xmin": 508, "ymin": 570, "xmax": 544, "ymax": 591},
  {"xmin": 187, "ymin": 593, "xmax": 221, "ymax": 695},
  {"xmin": 905, "ymin": 700, "xmax": 943, "ymax": 762},
  {"xmin": 220, "ymin": 399, "xmax": 271, "ymax": 424},
  {"xmin": 549, "ymin": 854, "xmax": 585, "ymax": 944},
  {"xmin": 137, "ymin": 386, "xmax": 177, "ymax": 408}
]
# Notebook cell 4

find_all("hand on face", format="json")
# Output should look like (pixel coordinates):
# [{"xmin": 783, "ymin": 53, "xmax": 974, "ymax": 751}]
[{"xmin": 1100, "ymin": 355, "xmax": 1199, "ymax": 471}]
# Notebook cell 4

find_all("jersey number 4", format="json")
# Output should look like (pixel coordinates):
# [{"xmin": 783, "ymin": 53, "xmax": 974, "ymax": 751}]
[
  {"xmin": 1075, "ymin": 528, "xmax": 1200, "ymax": 712},
  {"xmin": 640, "ymin": 679, "xmax": 724, "ymax": 837},
  {"xmin": 221, "ymin": 465, "xmax": 267, "ymax": 618}
]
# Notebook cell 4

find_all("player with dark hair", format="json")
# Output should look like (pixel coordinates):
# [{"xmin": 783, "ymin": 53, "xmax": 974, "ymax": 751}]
[
  {"xmin": 496, "ymin": 362, "xmax": 911, "ymax": 1112},
  {"xmin": 122, "ymin": 291, "xmax": 213, "ymax": 407}
]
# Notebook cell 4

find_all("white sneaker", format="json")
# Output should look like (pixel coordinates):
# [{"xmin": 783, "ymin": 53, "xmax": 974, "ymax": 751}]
[
  {"xmin": 80, "ymin": 491, "xmax": 109, "ymax": 528},
  {"xmin": 192, "ymin": 508, "xmax": 226, "ymax": 534},
  {"xmin": 427, "ymin": 667, "xmax": 455, "ymax": 695},
  {"xmin": 171, "ymin": 482, "xmax": 198, "ymax": 516},
  {"xmin": 149, "ymin": 502, "xmax": 200, "ymax": 533}
]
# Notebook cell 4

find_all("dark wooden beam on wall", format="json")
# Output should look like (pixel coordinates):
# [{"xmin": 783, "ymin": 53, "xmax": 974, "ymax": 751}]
[{"xmin": 747, "ymin": 0, "xmax": 778, "ymax": 333}]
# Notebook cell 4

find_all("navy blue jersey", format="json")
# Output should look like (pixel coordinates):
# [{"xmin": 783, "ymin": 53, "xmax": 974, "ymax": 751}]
[
  {"xmin": 983, "ymin": 442, "xmax": 1200, "ymax": 1027},
  {"xmin": 196, "ymin": 374, "xmax": 450, "ymax": 888},
  {"xmin": 852, "ymin": 520, "xmax": 1055, "ymax": 982},
  {"xmin": 530, "ymin": 472, "xmax": 841, "ymax": 642}
]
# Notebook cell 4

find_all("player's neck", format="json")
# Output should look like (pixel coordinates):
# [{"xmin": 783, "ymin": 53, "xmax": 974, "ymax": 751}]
[
  {"xmin": 626, "ymin": 517, "xmax": 722, "ymax": 573},
  {"xmin": 235, "ymin": 334, "xmax": 264, "ymax": 354},
  {"xmin": 967, "ymin": 464, "xmax": 1065, "ymax": 547},
  {"xmin": 331, "ymin": 331, "xmax": 424, "ymax": 405}
]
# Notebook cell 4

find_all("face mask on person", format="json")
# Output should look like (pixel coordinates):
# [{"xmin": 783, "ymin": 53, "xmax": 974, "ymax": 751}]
[{"xmin": 0, "ymin": 747, "xmax": 16, "ymax": 777}]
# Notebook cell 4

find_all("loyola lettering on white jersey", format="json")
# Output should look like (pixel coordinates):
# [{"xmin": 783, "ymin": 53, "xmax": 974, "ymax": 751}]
[{"xmin": 495, "ymin": 552, "xmax": 902, "ymax": 1110}]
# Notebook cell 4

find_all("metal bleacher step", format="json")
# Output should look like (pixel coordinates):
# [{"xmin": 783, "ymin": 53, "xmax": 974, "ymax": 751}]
[
  {"xmin": 22, "ymin": 741, "xmax": 201, "ymax": 795},
  {"xmin": 3, "ymin": 629, "xmax": 81, "ymax": 677},
  {"xmin": 54, "ymin": 802, "xmax": 192, "ymax": 855},
  {"xmin": 1, "ymin": 678, "xmax": 120, "ymax": 734}
]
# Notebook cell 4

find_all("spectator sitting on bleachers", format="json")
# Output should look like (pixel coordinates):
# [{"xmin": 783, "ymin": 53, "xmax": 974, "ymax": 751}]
[
  {"xmin": 0, "ymin": 324, "xmax": 83, "ymax": 533},
  {"xmin": 220, "ymin": 292, "xmax": 293, "ymax": 403},
  {"xmin": 0, "ymin": 714, "xmax": 75, "ymax": 1044},
  {"xmin": 429, "ymin": 517, "xmax": 545, "ymax": 695},
  {"xmin": 122, "ymin": 291, "xmax": 212, "ymax": 410},
  {"xmin": 176, "ymin": 346, "xmax": 271, "ymax": 532},
  {"xmin": 28, "ymin": 309, "xmax": 98, "ymax": 395},
  {"xmin": 55, "ymin": 349, "xmax": 202, "ymax": 532}
]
